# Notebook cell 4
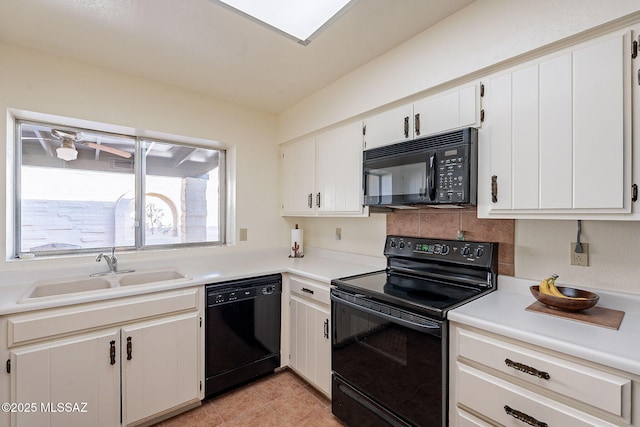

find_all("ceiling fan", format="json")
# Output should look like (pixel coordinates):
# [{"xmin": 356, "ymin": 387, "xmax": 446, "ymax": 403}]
[{"xmin": 22, "ymin": 129, "xmax": 132, "ymax": 161}]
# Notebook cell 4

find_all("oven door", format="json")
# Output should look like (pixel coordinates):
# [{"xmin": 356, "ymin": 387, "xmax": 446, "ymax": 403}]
[
  {"xmin": 331, "ymin": 289, "xmax": 446, "ymax": 427},
  {"xmin": 363, "ymin": 149, "xmax": 438, "ymax": 206}
]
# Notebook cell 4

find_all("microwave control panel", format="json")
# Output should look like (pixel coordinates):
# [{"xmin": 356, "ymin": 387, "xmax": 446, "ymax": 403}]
[{"xmin": 437, "ymin": 144, "xmax": 471, "ymax": 203}]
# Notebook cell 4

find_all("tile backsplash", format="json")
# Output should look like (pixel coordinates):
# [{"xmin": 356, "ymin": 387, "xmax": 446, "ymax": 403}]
[{"xmin": 387, "ymin": 208, "xmax": 515, "ymax": 276}]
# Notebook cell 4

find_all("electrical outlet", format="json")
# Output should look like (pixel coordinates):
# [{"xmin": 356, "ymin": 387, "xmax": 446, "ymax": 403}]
[
  {"xmin": 570, "ymin": 242, "xmax": 589, "ymax": 266},
  {"xmin": 239, "ymin": 228, "xmax": 248, "ymax": 241},
  {"xmin": 335, "ymin": 228, "xmax": 342, "ymax": 240}
]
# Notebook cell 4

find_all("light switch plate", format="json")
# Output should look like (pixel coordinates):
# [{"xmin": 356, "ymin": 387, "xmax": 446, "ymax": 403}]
[
  {"xmin": 239, "ymin": 228, "xmax": 248, "ymax": 241},
  {"xmin": 570, "ymin": 242, "xmax": 589, "ymax": 266}
]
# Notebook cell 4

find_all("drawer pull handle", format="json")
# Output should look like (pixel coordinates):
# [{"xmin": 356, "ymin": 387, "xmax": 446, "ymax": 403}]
[
  {"xmin": 301, "ymin": 287, "xmax": 315, "ymax": 295},
  {"xmin": 505, "ymin": 358, "xmax": 550, "ymax": 380},
  {"xmin": 504, "ymin": 405, "xmax": 548, "ymax": 427},
  {"xmin": 126, "ymin": 336, "xmax": 133, "ymax": 361}
]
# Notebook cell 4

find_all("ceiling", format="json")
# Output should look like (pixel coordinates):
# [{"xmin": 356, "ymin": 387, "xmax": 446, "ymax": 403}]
[{"xmin": 0, "ymin": 0, "xmax": 475, "ymax": 113}]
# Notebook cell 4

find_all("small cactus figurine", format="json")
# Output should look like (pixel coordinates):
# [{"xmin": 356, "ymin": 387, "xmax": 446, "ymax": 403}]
[{"xmin": 291, "ymin": 241, "xmax": 303, "ymax": 258}]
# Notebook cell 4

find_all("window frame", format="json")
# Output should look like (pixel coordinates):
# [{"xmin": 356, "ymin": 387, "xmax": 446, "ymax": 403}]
[{"xmin": 13, "ymin": 119, "xmax": 227, "ymax": 258}]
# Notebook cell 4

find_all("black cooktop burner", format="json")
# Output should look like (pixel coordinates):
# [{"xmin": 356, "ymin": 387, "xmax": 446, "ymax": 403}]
[
  {"xmin": 334, "ymin": 271, "xmax": 481, "ymax": 318},
  {"xmin": 332, "ymin": 236, "xmax": 499, "ymax": 319}
]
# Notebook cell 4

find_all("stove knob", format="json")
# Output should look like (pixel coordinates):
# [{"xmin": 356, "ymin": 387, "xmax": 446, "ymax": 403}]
[
  {"xmin": 441, "ymin": 245, "xmax": 450, "ymax": 255},
  {"xmin": 461, "ymin": 247, "xmax": 471, "ymax": 256},
  {"xmin": 474, "ymin": 248, "xmax": 484, "ymax": 257},
  {"xmin": 390, "ymin": 240, "xmax": 397, "ymax": 248},
  {"xmin": 399, "ymin": 241, "xmax": 405, "ymax": 249}
]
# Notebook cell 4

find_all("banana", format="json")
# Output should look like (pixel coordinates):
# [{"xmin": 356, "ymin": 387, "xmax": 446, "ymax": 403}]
[
  {"xmin": 537, "ymin": 274, "xmax": 588, "ymax": 300},
  {"xmin": 546, "ymin": 275, "xmax": 567, "ymax": 298},
  {"xmin": 538, "ymin": 276, "xmax": 552, "ymax": 295},
  {"xmin": 537, "ymin": 274, "xmax": 557, "ymax": 296}
]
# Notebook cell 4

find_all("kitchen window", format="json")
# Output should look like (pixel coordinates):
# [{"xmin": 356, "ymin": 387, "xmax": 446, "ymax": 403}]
[{"xmin": 14, "ymin": 120, "xmax": 226, "ymax": 257}]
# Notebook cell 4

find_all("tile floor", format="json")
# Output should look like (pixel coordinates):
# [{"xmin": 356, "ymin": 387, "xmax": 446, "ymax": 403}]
[{"xmin": 154, "ymin": 369, "xmax": 344, "ymax": 427}]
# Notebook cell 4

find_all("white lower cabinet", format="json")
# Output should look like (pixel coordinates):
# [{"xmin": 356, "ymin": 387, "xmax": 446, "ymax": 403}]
[
  {"xmin": 288, "ymin": 276, "xmax": 331, "ymax": 397},
  {"xmin": 5, "ymin": 287, "xmax": 203, "ymax": 427},
  {"xmin": 10, "ymin": 329, "xmax": 120, "ymax": 427},
  {"xmin": 450, "ymin": 323, "xmax": 638, "ymax": 427},
  {"xmin": 121, "ymin": 312, "xmax": 200, "ymax": 426}
]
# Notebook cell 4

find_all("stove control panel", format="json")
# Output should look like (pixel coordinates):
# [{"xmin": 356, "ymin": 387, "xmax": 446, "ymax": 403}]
[{"xmin": 384, "ymin": 235, "xmax": 496, "ymax": 267}]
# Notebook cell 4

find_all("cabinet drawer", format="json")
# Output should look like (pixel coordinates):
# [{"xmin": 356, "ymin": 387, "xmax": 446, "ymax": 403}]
[
  {"xmin": 8, "ymin": 287, "xmax": 200, "ymax": 346},
  {"xmin": 290, "ymin": 277, "xmax": 330, "ymax": 305},
  {"xmin": 457, "ymin": 363, "xmax": 619, "ymax": 427},
  {"xmin": 456, "ymin": 328, "xmax": 631, "ymax": 420},
  {"xmin": 455, "ymin": 407, "xmax": 492, "ymax": 427}
]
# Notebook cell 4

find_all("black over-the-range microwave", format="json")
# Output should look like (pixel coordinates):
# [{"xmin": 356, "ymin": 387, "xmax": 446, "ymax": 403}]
[{"xmin": 363, "ymin": 127, "xmax": 478, "ymax": 207}]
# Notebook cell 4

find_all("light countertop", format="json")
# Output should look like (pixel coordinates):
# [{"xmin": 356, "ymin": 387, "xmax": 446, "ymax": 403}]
[
  {"xmin": 3, "ymin": 250, "xmax": 639, "ymax": 377},
  {"xmin": 449, "ymin": 275, "xmax": 640, "ymax": 376},
  {"xmin": 0, "ymin": 247, "xmax": 385, "ymax": 316}
]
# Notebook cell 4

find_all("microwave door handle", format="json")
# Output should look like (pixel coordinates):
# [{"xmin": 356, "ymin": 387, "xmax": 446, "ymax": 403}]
[{"xmin": 427, "ymin": 153, "xmax": 437, "ymax": 201}]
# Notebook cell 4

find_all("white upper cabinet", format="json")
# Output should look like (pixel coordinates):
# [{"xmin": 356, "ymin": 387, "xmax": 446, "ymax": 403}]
[
  {"xmin": 281, "ymin": 138, "xmax": 316, "ymax": 216},
  {"xmin": 281, "ymin": 121, "xmax": 367, "ymax": 217},
  {"xmin": 413, "ymin": 84, "xmax": 481, "ymax": 138},
  {"xmin": 316, "ymin": 122, "xmax": 364, "ymax": 214},
  {"xmin": 478, "ymin": 27, "xmax": 635, "ymax": 219},
  {"xmin": 363, "ymin": 104, "xmax": 413, "ymax": 150},
  {"xmin": 363, "ymin": 83, "xmax": 481, "ymax": 150}
]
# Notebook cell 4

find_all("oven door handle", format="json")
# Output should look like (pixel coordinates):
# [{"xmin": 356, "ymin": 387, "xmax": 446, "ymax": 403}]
[{"xmin": 331, "ymin": 293, "xmax": 442, "ymax": 336}]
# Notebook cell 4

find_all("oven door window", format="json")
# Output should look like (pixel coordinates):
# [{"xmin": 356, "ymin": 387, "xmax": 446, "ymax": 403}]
[
  {"xmin": 364, "ymin": 152, "xmax": 436, "ymax": 205},
  {"xmin": 332, "ymin": 298, "xmax": 443, "ymax": 426}
]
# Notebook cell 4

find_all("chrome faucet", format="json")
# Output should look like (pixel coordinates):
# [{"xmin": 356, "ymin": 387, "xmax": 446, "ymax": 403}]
[
  {"xmin": 91, "ymin": 248, "xmax": 134, "ymax": 276},
  {"xmin": 96, "ymin": 247, "xmax": 118, "ymax": 273}
]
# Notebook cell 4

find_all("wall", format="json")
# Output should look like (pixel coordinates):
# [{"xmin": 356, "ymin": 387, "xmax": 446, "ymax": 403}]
[
  {"xmin": 0, "ymin": 42, "xmax": 290, "ymax": 273},
  {"xmin": 281, "ymin": 0, "xmax": 640, "ymax": 293},
  {"xmin": 516, "ymin": 221, "xmax": 640, "ymax": 294}
]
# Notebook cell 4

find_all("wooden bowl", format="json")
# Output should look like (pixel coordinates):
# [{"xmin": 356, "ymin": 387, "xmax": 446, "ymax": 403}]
[{"xmin": 530, "ymin": 285, "xmax": 599, "ymax": 312}]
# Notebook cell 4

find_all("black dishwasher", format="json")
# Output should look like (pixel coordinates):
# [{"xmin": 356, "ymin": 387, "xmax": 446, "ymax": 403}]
[{"xmin": 205, "ymin": 274, "xmax": 282, "ymax": 398}]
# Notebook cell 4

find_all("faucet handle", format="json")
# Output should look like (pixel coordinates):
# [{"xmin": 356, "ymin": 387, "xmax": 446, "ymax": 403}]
[{"xmin": 111, "ymin": 247, "xmax": 116, "ymax": 258}]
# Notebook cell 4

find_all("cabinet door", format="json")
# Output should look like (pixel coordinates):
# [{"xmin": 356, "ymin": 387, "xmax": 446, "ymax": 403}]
[
  {"xmin": 313, "ymin": 304, "xmax": 331, "ymax": 396},
  {"xmin": 484, "ymin": 72, "xmax": 513, "ymax": 211},
  {"xmin": 573, "ymin": 32, "xmax": 627, "ymax": 209},
  {"xmin": 316, "ymin": 122, "xmax": 363, "ymax": 214},
  {"xmin": 282, "ymin": 138, "xmax": 316, "ymax": 215},
  {"xmin": 413, "ymin": 84, "xmax": 480, "ymax": 137},
  {"xmin": 289, "ymin": 296, "xmax": 331, "ymax": 396},
  {"xmin": 10, "ymin": 329, "xmax": 120, "ymax": 427},
  {"xmin": 122, "ymin": 312, "xmax": 200, "ymax": 426},
  {"xmin": 479, "ymin": 29, "xmax": 631, "ymax": 218},
  {"xmin": 363, "ymin": 103, "xmax": 413, "ymax": 149}
]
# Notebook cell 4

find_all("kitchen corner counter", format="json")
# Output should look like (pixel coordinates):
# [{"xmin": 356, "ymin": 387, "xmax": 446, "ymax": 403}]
[{"xmin": 449, "ymin": 275, "xmax": 640, "ymax": 376}]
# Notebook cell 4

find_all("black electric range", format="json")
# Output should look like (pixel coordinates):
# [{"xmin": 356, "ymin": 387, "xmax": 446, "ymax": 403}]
[{"xmin": 331, "ymin": 235, "xmax": 498, "ymax": 427}]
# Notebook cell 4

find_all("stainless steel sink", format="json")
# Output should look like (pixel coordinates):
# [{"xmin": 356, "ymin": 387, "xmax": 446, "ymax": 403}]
[
  {"xmin": 23, "ymin": 277, "xmax": 112, "ymax": 300},
  {"xmin": 118, "ymin": 270, "xmax": 188, "ymax": 286}
]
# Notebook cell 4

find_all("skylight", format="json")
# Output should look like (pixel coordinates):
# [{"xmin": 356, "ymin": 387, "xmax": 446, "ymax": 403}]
[{"xmin": 215, "ymin": 0, "xmax": 354, "ymax": 45}]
